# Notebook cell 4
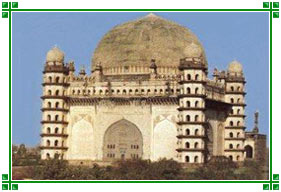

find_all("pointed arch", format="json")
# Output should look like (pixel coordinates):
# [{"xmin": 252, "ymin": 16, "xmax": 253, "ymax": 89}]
[{"xmin": 103, "ymin": 119, "xmax": 143, "ymax": 161}]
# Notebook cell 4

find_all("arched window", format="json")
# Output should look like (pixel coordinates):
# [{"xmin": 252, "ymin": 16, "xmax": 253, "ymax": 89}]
[
  {"xmin": 195, "ymin": 129, "xmax": 199, "ymax": 135},
  {"xmin": 46, "ymin": 153, "xmax": 50, "ymax": 159},
  {"xmin": 186, "ymin": 115, "xmax": 190, "ymax": 122},
  {"xmin": 55, "ymin": 115, "xmax": 59, "ymax": 121},
  {"xmin": 55, "ymin": 127, "xmax": 59, "ymax": 134},
  {"xmin": 185, "ymin": 142, "xmax": 190, "ymax": 148},
  {"xmin": 47, "ymin": 115, "xmax": 51, "ymax": 121},
  {"xmin": 229, "ymin": 155, "xmax": 233, "ymax": 161},
  {"xmin": 187, "ymin": 101, "xmax": 191, "ymax": 107},
  {"xmin": 55, "ymin": 90, "xmax": 59, "ymax": 96},
  {"xmin": 185, "ymin": 156, "xmax": 190, "ymax": 162},
  {"xmin": 47, "ymin": 127, "xmax": 51, "ymax": 134},
  {"xmin": 99, "ymin": 89, "xmax": 103, "ymax": 94},
  {"xmin": 160, "ymin": 89, "xmax": 163, "ymax": 94},
  {"xmin": 229, "ymin": 144, "xmax": 233, "ymax": 149},
  {"xmin": 231, "ymin": 86, "xmax": 234, "ymax": 91},
  {"xmin": 230, "ymin": 121, "xmax": 234, "ymax": 126},
  {"xmin": 187, "ymin": 87, "xmax": 191, "ymax": 94},
  {"xmin": 237, "ymin": 121, "xmax": 241, "ymax": 126},
  {"xmin": 55, "ymin": 102, "xmax": 59, "ymax": 108},
  {"xmin": 54, "ymin": 153, "xmax": 59, "ymax": 159},
  {"xmin": 54, "ymin": 140, "xmax": 58, "ymax": 147},
  {"xmin": 129, "ymin": 89, "xmax": 132, "ymax": 94},
  {"xmin": 47, "ymin": 102, "xmax": 51, "ymax": 108},
  {"xmin": 55, "ymin": 77, "xmax": 60, "ymax": 83},
  {"xmin": 186, "ymin": 129, "xmax": 190, "ymax": 135},
  {"xmin": 195, "ymin": 88, "xmax": 199, "ymax": 94},
  {"xmin": 237, "ymin": 132, "xmax": 240, "ymax": 138},
  {"xmin": 194, "ymin": 156, "xmax": 198, "ymax": 163},
  {"xmin": 236, "ymin": 155, "xmax": 240, "ymax": 161},
  {"xmin": 72, "ymin": 90, "xmax": 75, "ymax": 95},
  {"xmin": 195, "ymin": 115, "xmax": 199, "ymax": 122},
  {"xmin": 46, "ymin": 140, "xmax": 50, "ymax": 147},
  {"xmin": 48, "ymin": 76, "xmax": 52, "ymax": 83},
  {"xmin": 237, "ymin": 109, "xmax": 240, "ymax": 114},
  {"xmin": 195, "ymin": 74, "xmax": 199, "ymax": 80},
  {"xmin": 123, "ymin": 89, "xmax": 127, "ymax": 94},
  {"xmin": 194, "ymin": 142, "xmax": 199, "ymax": 148},
  {"xmin": 229, "ymin": 132, "xmax": 233, "ymax": 138},
  {"xmin": 236, "ymin": 144, "xmax": 240, "ymax": 149},
  {"xmin": 245, "ymin": 145, "xmax": 253, "ymax": 158},
  {"xmin": 78, "ymin": 90, "xmax": 81, "ymax": 95},
  {"xmin": 237, "ymin": 86, "xmax": 241, "ymax": 91},
  {"xmin": 48, "ymin": 90, "xmax": 52, "ymax": 95},
  {"xmin": 187, "ymin": 74, "xmax": 191, "ymax": 80},
  {"xmin": 237, "ymin": 98, "xmax": 240, "ymax": 103},
  {"xmin": 195, "ymin": 101, "xmax": 199, "ymax": 107},
  {"xmin": 230, "ymin": 98, "xmax": 234, "ymax": 103}
]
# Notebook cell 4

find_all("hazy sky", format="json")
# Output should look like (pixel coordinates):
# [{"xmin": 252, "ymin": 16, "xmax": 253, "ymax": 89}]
[{"xmin": 12, "ymin": 12, "xmax": 269, "ymax": 146}]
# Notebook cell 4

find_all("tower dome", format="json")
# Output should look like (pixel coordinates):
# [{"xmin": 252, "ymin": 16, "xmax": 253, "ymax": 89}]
[
  {"xmin": 46, "ymin": 46, "xmax": 65, "ymax": 63},
  {"xmin": 228, "ymin": 60, "xmax": 243, "ymax": 73},
  {"xmin": 92, "ymin": 13, "xmax": 207, "ymax": 75}
]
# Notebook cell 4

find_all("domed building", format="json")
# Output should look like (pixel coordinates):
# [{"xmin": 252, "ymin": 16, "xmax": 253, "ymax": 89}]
[{"xmin": 40, "ymin": 13, "xmax": 266, "ymax": 165}]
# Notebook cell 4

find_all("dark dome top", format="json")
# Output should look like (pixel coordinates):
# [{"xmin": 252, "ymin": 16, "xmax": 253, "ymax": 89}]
[{"xmin": 92, "ymin": 13, "xmax": 207, "ymax": 74}]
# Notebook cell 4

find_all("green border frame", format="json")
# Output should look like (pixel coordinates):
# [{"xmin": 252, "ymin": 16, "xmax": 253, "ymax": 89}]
[{"xmin": 1, "ymin": 1, "xmax": 280, "ymax": 191}]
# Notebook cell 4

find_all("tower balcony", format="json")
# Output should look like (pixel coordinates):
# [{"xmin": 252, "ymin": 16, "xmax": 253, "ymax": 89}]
[
  {"xmin": 178, "ymin": 80, "xmax": 207, "ymax": 85},
  {"xmin": 177, "ymin": 135, "xmax": 206, "ymax": 139},
  {"xmin": 40, "ymin": 133, "xmax": 68, "ymax": 138},
  {"xmin": 39, "ymin": 146, "xmax": 68, "ymax": 150},
  {"xmin": 224, "ymin": 137, "xmax": 246, "ymax": 141},
  {"xmin": 227, "ymin": 114, "xmax": 246, "ymax": 118},
  {"xmin": 42, "ymin": 82, "xmax": 70, "ymax": 87},
  {"xmin": 41, "ymin": 95, "xmax": 68, "ymax": 100},
  {"xmin": 231, "ymin": 103, "xmax": 247, "ymax": 107},
  {"xmin": 178, "ymin": 94, "xmax": 207, "ymax": 99},
  {"xmin": 224, "ymin": 126, "xmax": 246, "ymax": 130},
  {"xmin": 43, "ymin": 65, "xmax": 69, "ymax": 74},
  {"xmin": 41, "ymin": 120, "xmax": 68, "ymax": 125},
  {"xmin": 224, "ymin": 149, "xmax": 245, "ymax": 152},
  {"xmin": 225, "ymin": 91, "xmax": 246, "ymax": 95},
  {"xmin": 176, "ymin": 148, "xmax": 205, "ymax": 152},
  {"xmin": 177, "ymin": 107, "xmax": 205, "ymax": 111},
  {"xmin": 177, "ymin": 121, "xmax": 207, "ymax": 125},
  {"xmin": 41, "ymin": 107, "xmax": 69, "ymax": 112}
]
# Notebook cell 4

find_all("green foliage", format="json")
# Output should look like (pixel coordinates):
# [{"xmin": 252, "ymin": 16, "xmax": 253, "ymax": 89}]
[
  {"xmin": 12, "ymin": 144, "xmax": 41, "ymax": 166},
  {"xmin": 235, "ymin": 159, "xmax": 264, "ymax": 180},
  {"xmin": 29, "ymin": 157, "xmax": 266, "ymax": 180},
  {"xmin": 188, "ymin": 156, "xmax": 238, "ymax": 180}
]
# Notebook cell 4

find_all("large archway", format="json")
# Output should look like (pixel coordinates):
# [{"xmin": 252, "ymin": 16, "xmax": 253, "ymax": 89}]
[
  {"xmin": 69, "ymin": 119, "xmax": 94, "ymax": 160},
  {"xmin": 103, "ymin": 119, "xmax": 143, "ymax": 161},
  {"xmin": 245, "ymin": 145, "xmax": 253, "ymax": 158},
  {"xmin": 153, "ymin": 119, "xmax": 177, "ymax": 161}
]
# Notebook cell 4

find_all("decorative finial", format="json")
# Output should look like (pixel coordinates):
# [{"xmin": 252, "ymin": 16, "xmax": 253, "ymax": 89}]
[
  {"xmin": 79, "ymin": 65, "xmax": 86, "ymax": 76},
  {"xmin": 253, "ymin": 110, "xmax": 259, "ymax": 133}
]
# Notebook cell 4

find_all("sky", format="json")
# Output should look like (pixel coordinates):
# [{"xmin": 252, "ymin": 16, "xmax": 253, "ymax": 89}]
[{"xmin": 12, "ymin": 12, "xmax": 269, "ymax": 147}]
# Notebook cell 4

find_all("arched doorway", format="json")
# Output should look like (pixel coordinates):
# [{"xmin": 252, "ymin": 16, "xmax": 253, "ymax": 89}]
[
  {"xmin": 153, "ymin": 119, "xmax": 177, "ymax": 161},
  {"xmin": 245, "ymin": 145, "xmax": 253, "ymax": 158},
  {"xmin": 103, "ymin": 119, "xmax": 143, "ymax": 161},
  {"xmin": 69, "ymin": 119, "xmax": 94, "ymax": 160}
]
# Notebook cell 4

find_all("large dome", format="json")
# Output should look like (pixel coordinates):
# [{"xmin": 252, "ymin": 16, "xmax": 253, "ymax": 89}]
[{"xmin": 92, "ymin": 13, "xmax": 207, "ymax": 75}]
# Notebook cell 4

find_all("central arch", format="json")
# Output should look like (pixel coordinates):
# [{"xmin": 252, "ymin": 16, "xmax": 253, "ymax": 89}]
[{"xmin": 103, "ymin": 119, "xmax": 143, "ymax": 161}]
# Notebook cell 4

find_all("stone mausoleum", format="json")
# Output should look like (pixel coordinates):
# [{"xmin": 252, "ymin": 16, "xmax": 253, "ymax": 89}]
[{"xmin": 40, "ymin": 13, "xmax": 266, "ymax": 165}]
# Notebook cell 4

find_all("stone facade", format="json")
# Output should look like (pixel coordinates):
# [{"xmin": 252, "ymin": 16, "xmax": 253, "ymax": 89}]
[{"xmin": 40, "ymin": 13, "xmax": 266, "ymax": 164}]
